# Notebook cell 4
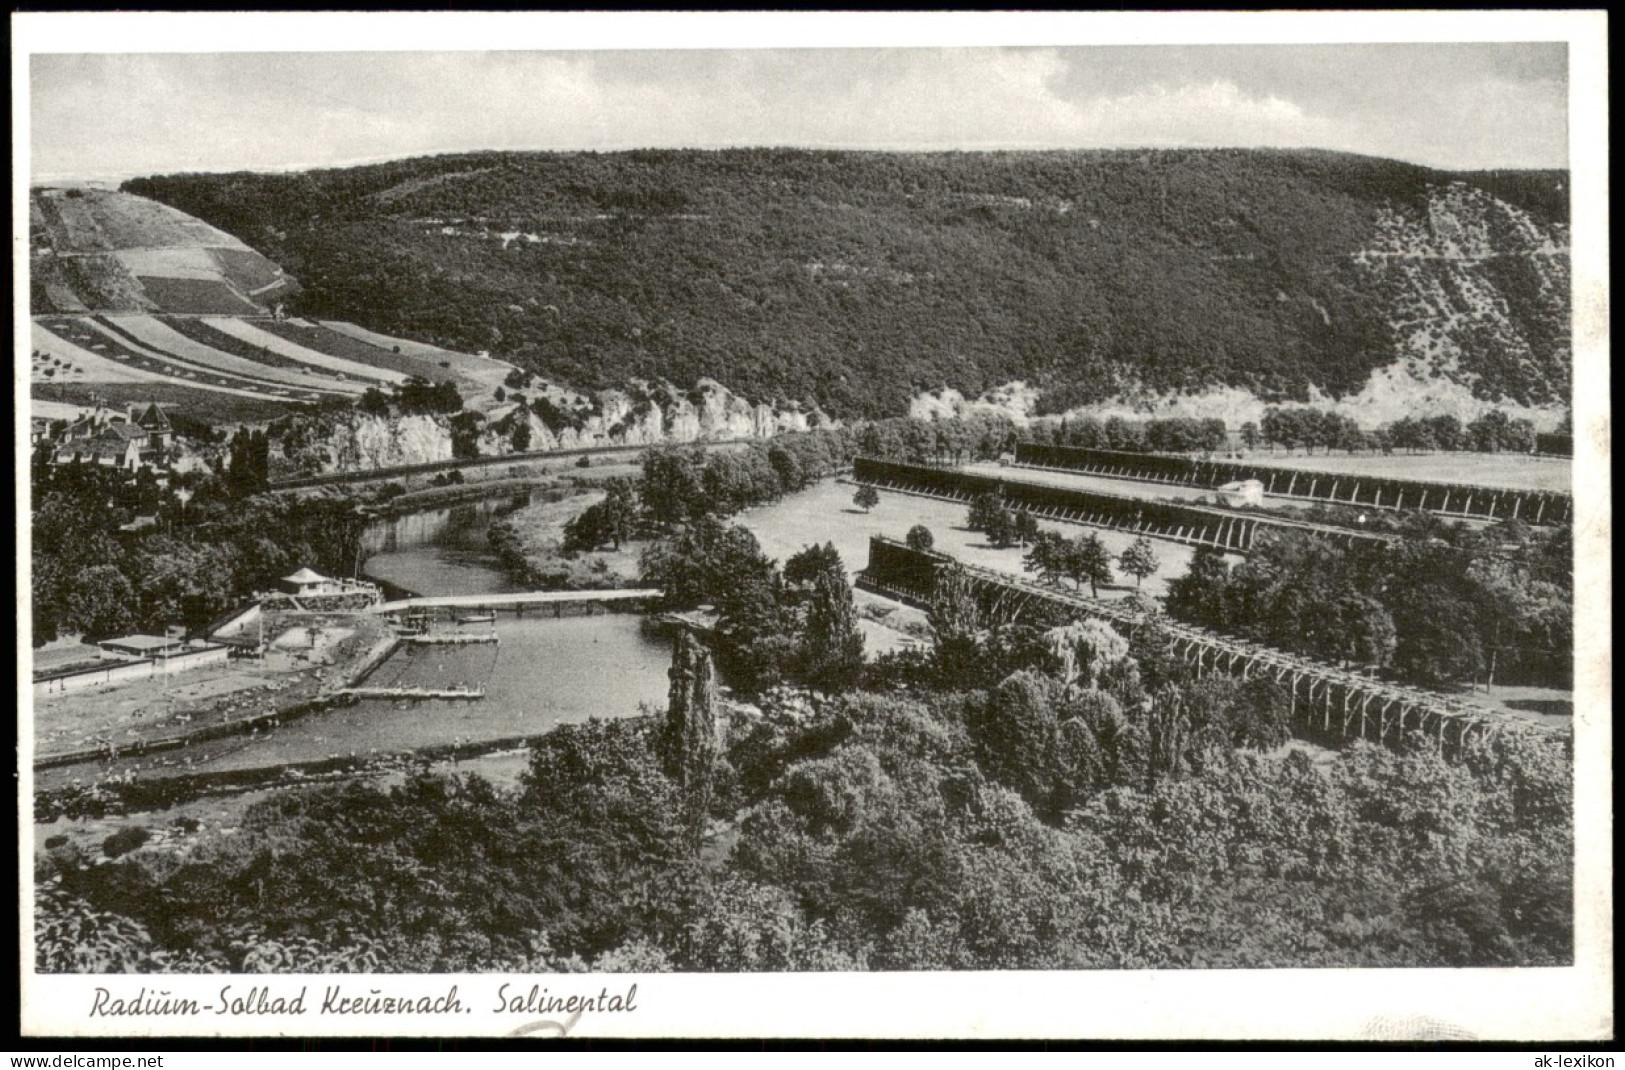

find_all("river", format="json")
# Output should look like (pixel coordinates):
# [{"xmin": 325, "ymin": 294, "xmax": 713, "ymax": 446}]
[
  {"xmin": 178, "ymin": 492, "xmax": 674, "ymax": 776},
  {"xmin": 360, "ymin": 494, "xmax": 529, "ymax": 598}
]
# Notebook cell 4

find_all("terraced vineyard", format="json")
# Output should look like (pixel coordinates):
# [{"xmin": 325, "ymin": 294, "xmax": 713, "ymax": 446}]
[
  {"xmin": 251, "ymin": 319, "xmax": 466, "ymax": 381},
  {"xmin": 35, "ymin": 317, "xmax": 335, "ymax": 404},
  {"xmin": 199, "ymin": 317, "xmax": 408, "ymax": 384},
  {"xmin": 32, "ymin": 312, "xmax": 515, "ymax": 421},
  {"xmin": 97, "ymin": 316, "xmax": 367, "ymax": 394}
]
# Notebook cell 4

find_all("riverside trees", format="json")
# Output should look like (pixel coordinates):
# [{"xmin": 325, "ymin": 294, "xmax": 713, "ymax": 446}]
[{"xmin": 42, "ymin": 589, "xmax": 1573, "ymax": 973}]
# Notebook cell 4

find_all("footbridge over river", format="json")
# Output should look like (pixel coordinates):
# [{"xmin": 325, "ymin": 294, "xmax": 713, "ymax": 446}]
[
  {"xmin": 1014, "ymin": 443, "xmax": 1571, "ymax": 525},
  {"xmin": 858, "ymin": 537, "xmax": 1543, "ymax": 758},
  {"xmin": 371, "ymin": 589, "xmax": 663, "ymax": 616},
  {"xmin": 853, "ymin": 457, "xmax": 1390, "ymax": 554}
]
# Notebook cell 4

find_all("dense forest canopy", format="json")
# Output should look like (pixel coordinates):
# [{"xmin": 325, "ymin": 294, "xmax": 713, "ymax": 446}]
[{"xmin": 123, "ymin": 148, "xmax": 1570, "ymax": 418}]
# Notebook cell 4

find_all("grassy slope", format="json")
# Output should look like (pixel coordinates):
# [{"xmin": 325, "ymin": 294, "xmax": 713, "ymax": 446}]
[{"xmin": 123, "ymin": 149, "xmax": 1571, "ymax": 418}]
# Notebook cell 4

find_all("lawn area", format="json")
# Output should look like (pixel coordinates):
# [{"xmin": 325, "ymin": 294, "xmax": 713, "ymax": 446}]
[
  {"xmin": 736, "ymin": 478, "xmax": 1225, "ymax": 603},
  {"xmin": 498, "ymin": 488, "xmax": 644, "ymax": 588}
]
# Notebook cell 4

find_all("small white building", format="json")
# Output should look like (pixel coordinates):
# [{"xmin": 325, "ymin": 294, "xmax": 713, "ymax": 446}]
[
  {"xmin": 1217, "ymin": 479, "xmax": 1266, "ymax": 507},
  {"xmin": 280, "ymin": 567, "xmax": 340, "ymax": 597}
]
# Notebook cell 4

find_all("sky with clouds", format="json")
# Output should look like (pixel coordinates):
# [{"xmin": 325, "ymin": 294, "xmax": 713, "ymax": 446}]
[{"xmin": 29, "ymin": 42, "xmax": 1569, "ymax": 181}]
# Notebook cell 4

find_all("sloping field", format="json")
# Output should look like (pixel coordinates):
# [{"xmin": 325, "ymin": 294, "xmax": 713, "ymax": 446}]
[
  {"xmin": 202, "ymin": 317, "xmax": 408, "ymax": 384},
  {"xmin": 114, "ymin": 246, "xmax": 221, "ymax": 279},
  {"xmin": 318, "ymin": 320, "xmax": 513, "ymax": 385},
  {"xmin": 159, "ymin": 316, "xmax": 343, "ymax": 372},
  {"xmin": 209, "ymin": 247, "xmax": 290, "ymax": 293},
  {"xmin": 31, "ymin": 322, "xmax": 152, "ymax": 383},
  {"xmin": 56, "ymin": 255, "xmax": 155, "ymax": 311},
  {"xmin": 36, "ymin": 187, "xmax": 244, "ymax": 251},
  {"xmin": 31, "ymin": 189, "xmax": 285, "ymax": 314},
  {"xmin": 32, "ymin": 323, "xmax": 316, "ymax": 404},
  {"xmin": 102, "ymin": 316, "xmax": 367, "ymax": 395},
  {"xmin": 136, "ymin": 276, "xmax": 261, "ymax": 314},
  {"xmin": 1237, "ymin": 451, "xmax": 1570, "ymax": 494},
  {"xmin": 252, "ymin": 319, "xmax": 462, "ymax": 381},
  {"xmin": 37, "ymin": 317, "xmax": 334, "ymax": 403},
  {"xmin": 32, "ymin": 399, "xmax": 90, "ymax": 421},
  {"xmin": 32, "ymin": 381, "xmax": 300, "ymax": 424}
]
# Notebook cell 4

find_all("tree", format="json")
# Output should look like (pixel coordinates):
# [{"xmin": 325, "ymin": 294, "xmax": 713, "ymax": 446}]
[
  {"xmin": 983, "ymin": 506, "xmax": 1018, "ymax": 548},
  {"xmin": 66, "ymin": 565, "xmax": 136, "ymax": 640},
  {"xmin": 784, "ymin": 542, "xmax": 845, "ymax": 590},
  {"xmin": 1239, "ymin": 422, "xmax": 1260, "ymax": 451},
  {"xmin": 800, "ymin": 570, "xmax": 867, "ymax": 692},
  {"xmin": 904, "ymin": 525, "xmax": 935, "ymax": 552},
  {"xmin": 1043, "ymin": 619, "xmax": 1129, "ymax": 692},
  {"xmin": 357, "ymin": 388, "xmax": 391, "ymax": 417},
  {"xmin": 971, "ymin": 671, "xmax": 1063, "ymax": 807},
  {"xmin": 1023, "ymin": 530, "xmax": 1071, "ymax": 588},
  {"xmin": 928, "ymin": 563, "xmax": 985, "ymax": 689},
  {"xmin": 1069, "ymin": 533, "xmax": 1115, "ymax": 598},
  {"xmin": 1118, "ymin": 537, "xmax": 1159, "ymax": 588},
  {"xmin": 509, "ymin": 415, "xmax": 532, "ymax": 453},
  {"xmin": 448, "ymin": 412, "xmax": 484, "ymax": 459},
  {"xmin": 1165, "ymin": 547, "xmax": 1232, "ymax": 630},
  {"xmin": 1010, "ymin": 510, "xmax": 1040, "ymax": 547},
  {"xmin": 661, "ymin": 630, "xmax": 719, "ymax": 848},
  {"xmin": 853, "ymin": 484, "xmax": 880, "ymax": 514},
  {"xmin": 967, "ymin": 492, "xmax": 1007, "ymax": 532},
  {"xmin": 599, "ymin": 478, "xmax": 639, "ymax": 549},
  {"xmin": 640, "ymin": 446, "xmax": 708, "ymax": 526}
]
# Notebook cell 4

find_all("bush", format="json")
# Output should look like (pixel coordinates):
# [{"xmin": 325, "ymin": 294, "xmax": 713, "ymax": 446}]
[{"xmin": 101, "ymin": 827, "xmax": 151, "ymax": 859}]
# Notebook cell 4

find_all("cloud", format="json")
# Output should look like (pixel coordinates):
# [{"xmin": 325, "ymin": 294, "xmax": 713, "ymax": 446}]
[{"xmin": 27, "ymin": 45, "xmax": 1569, "ymax": 180}]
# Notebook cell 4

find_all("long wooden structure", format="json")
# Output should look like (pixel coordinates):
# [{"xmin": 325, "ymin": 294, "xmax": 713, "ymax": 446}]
[
  {"xmin": 372, "ymin": 589, "xmax": 662, "ymax": 615},
  {"xmin": 1013, "ymin": 442, "xmax": 1571, "ymax": 525},
  {"xmin": 852, "ymin": 457, "xmax": 1390, "ymax": 554},
  {"xmin": 858, "ymin": 536, "xmax": 1533, "ymax": 757}
]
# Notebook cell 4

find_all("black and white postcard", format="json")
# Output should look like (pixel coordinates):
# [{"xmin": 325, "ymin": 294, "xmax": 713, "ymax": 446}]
[{"xmin": 14, "ymin": 10, "xmax": 1611, "ymax": 1042}]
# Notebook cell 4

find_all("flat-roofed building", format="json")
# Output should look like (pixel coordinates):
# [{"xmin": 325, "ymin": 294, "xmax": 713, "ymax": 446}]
[{"xmin": 98, "ymin": 634, "xmax": 191, "ymax": 659}]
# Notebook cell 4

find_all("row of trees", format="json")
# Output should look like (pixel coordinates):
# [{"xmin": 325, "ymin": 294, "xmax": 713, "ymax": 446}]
[
  {"xmin": 1165, "ymin": 517, "xmax": 1571, "ymax": 690},
  {"xmin": 1022, "ymin": 415, "xmax": 1227, "ymax": 454},
  {"xmin": 961, "ymin": 492, "xmax": 1161, "ymax": 595},
  {"xmin": 1023, "ymin": 532, "xmax": 1159, "ymax": 596},
  {"xmin": 1019, "ymin": 406, "xmax": 1543, "ymax": 457}
]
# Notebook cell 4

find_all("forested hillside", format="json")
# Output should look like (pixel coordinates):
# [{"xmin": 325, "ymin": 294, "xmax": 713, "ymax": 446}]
[{"xmin": 124, "ymin": 149, "xmax": 1570, "ymax": 419}]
